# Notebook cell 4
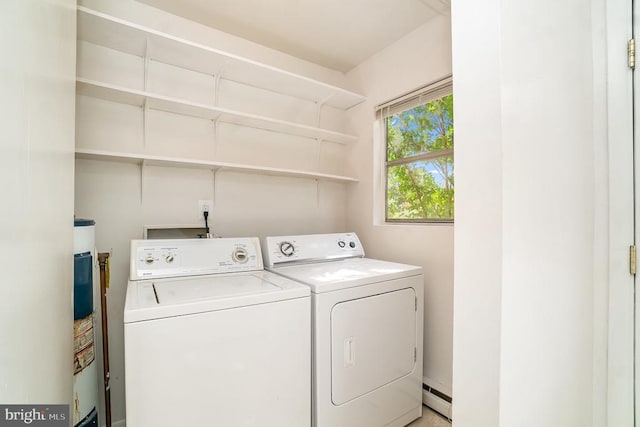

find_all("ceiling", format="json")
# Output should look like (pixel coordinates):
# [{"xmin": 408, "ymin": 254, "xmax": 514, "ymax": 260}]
[{"xmin": 136, "ymin": 0, "xmax": 450, "ymax": 72}]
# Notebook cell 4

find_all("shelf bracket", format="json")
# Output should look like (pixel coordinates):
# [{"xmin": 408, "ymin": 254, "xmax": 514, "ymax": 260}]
[
  {"xmin": 144, "ymin": 37, "xmax": 151, "ymax": 92},
  {"xmin": 211, "ymin": 168, "xmax": 217, "ymax": 212},
  {"xmin": 316, "ymin": 138, "xmax": 324, "ymax": 172},
  {"xmin": 142, "ymin": 37, "xmax": 151, "ymax": 150},
  {"xmin": 139, "ymin": 159, "xmax": 148, "ymax": 205},
  {"xmin": 212, "ymin": 117, "xmax": 220, "ymax": 157},
  {"xmin": 213, "ymin": 60, "xmax": 232, "ymax": 106},
  {"xmin": 142, "ymin": 99, "xmax": 148, "ymax": 148},
  {"xmin": 315, "ymin": 94, "xmax": 334, "ymax": 127}
]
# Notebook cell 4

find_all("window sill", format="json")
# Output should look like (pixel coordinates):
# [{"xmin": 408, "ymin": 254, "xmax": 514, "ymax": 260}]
[{"xmin": 374, "ymin": 221, "xmax": 454, "ymax": 228}]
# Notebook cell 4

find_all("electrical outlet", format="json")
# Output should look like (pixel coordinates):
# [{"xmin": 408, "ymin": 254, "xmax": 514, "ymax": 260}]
[{"xmin": 198, "ymin": 200, "xmax": 213, "ymax": 216}]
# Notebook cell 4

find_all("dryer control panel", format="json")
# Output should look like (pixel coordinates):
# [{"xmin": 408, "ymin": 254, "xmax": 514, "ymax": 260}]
[
  {"xmin": 263, "ymin": 233, "xmax": 364, "ymax": 267},
  {"xmin": 130, "ymin": 237, "xmax": 263, "ymax": 280}
]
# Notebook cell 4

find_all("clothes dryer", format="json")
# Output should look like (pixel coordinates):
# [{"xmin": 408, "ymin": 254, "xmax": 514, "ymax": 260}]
[{"xmin": 264, "ymin": 232, "xmax": 424, "ymax": 427}]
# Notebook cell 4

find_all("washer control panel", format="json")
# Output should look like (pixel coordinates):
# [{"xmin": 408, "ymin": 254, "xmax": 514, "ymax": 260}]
[
  {"xmin": 131, "ymin": 237, "xmax": 263, "ymax": 280},
  {"xmin": 140, "ymin": 248, "xmax": 180, "ymax": 267},
  {"xmin": 264, "ymin": 232, "xmax": 364, "ymax": 267}
]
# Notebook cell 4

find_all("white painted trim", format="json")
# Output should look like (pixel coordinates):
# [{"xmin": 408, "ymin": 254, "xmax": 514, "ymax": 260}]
[
  {"xmin": 422, "ymin": 389, "xmax": 452, "ymax": 421},
  {"xmin": 372, "ymin": 119, "xmax": 385, "ymax": 225},
  {"xmin": 633, "ymin": 5, "xmax": 640, "ymax": 426},
  {"xmin": 423, "ymin": 375, "xmax": 452, "ymax": 398},
  {"xmin": 422, "ymin": 376, "xmax": 452, "ymax": 420},
  {"xmin": 606, "ymin": 0, "xmax": 635, "ymax": 424},
  {"xmin": 110, "ymin": 419, "xmax": 125, "ymax": 427}
]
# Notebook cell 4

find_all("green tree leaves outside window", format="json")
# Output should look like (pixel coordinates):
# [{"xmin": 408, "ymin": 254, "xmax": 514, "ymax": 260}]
[{"xmin": 386, "ymin": 94, "xmax": 454, "ymax": 221}]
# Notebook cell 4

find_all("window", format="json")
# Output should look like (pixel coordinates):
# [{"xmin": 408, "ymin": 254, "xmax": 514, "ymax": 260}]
[{"xmin": 376, "ymin": 77, "xmax": 453, "ymax": 223}]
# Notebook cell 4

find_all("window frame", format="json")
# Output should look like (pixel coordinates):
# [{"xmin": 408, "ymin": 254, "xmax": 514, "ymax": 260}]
[{"xmin": 377, "ymin": 76, "xmax": 454, "ymax": 224}]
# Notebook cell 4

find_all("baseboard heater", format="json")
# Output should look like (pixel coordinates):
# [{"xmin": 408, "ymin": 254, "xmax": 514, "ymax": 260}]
[{"xmin": 422, "ymin": 383, "xmax": 452, "ymax": 421}]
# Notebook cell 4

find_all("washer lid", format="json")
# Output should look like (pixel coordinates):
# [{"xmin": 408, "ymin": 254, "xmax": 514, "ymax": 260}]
[
  {"xmin": 268, "ymin": 257, "xmax": 423, "ymax": 293},
  {"xmin": 124, "ymin": 270, "xmax": 309, "ymax": 323}
]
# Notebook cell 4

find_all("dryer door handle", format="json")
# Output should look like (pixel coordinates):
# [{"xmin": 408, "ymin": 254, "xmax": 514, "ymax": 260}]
[{"xmin": 344, "ymin": 338, "xmax": 355, "ymax": 367}]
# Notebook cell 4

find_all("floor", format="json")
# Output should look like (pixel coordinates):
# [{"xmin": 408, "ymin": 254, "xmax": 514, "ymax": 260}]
[{"xmin": 407, "ymin": 406, "xmax": 452, "ymax": 427}]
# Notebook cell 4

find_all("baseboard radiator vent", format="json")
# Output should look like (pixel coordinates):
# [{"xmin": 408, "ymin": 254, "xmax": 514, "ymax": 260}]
[{"xmin": 422, "ymin": 383, "xmax": 452, "ymax": 422}]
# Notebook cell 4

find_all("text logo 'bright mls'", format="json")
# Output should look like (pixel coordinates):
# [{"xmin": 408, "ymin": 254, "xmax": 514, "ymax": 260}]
[
  {"xmin": 0, "ymin": 405, "xmax": 68, "ymax": 427},
  {"xmin": 5, "ymin": 408, "xmax": 46, "ymax": 424}
]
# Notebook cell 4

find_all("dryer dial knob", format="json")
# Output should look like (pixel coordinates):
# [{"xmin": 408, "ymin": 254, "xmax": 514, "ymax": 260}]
[
  {"xmin": 232, "ymin": 248, "xmax": 249, "ymax": 263},
  {"xmin": 165, "ymin": 255, "xmax": 174, "ymax": 263},
  {"xmin": 338, "ymin": 241, "xmax": 346, "ymax": 248},
  {"xmin": 145, "ymin": 255, "xmax": 154, "ymax": 264},
  {"xmin": 279, "ymin": 241, "xmax": 295, "ymax": 257}
]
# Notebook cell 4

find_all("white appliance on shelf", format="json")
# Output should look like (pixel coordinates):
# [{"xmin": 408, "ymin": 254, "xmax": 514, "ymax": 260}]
[
  {"xmin": 124, "ymin": 238, "xmax": 311, "ymax": 427},
  {"xmin": 263, "ymin": 233, "xmax": 424, "ymax": 427}
]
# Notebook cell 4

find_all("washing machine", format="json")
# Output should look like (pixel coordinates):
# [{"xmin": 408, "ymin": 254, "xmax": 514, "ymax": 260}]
[
  {"xmin": 263, "ymin": 232, "xmax": 424, "ymax": 427},
  {"xmin": 124, "ymin": 237, "xmax": 311, "ymax": 427}
]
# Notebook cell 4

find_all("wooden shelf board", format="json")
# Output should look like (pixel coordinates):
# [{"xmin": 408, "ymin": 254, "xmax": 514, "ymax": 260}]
[
  {"xmin": 76, "ymin": 78, "xmax": 357, "ymax": 144},
  {"xmin": 75, "ymin": 149, "xmax": 359, "ymax": 183},
  {"xmin": 77, "ymin": 6, "xmax": 366, "ymax": 110}
]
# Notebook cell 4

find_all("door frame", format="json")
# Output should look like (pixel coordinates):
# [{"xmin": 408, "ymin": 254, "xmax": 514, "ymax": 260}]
[{"xmin": 607, "ymin": 0, "xmax": 635, "ymax": 425}]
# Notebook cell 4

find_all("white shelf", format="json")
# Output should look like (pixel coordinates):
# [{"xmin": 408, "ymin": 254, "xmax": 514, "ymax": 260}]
[
  {"xmin": 75, "ymin": 149, "xmax": 359, "ymax": 183},
  {"xmin": 76, "ymin": 78, "xmax": 358, "ymax": 145},
  {"xmin": 77, "ymin": 6, "xmax": 366, "ymax": 110}
]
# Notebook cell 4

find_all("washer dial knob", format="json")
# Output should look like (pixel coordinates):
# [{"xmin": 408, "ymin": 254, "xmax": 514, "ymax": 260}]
[
  {"xmin": 232, "ymin": 248, "xmax": 249, "ymax": 263},
  {"xmin": 279, "ymin": 241, "xmax": 295, "ymax": 257},
  {"xmin": 165, "ymin": 255, "xmax": 174, "ymax": 263},
  {"xmin": 338, "ymin": 241, "xmax": 346, "ymax": 248},
  {"xmin": 145, "ymin": 255, "xmax": 154, "ymax": 264}
]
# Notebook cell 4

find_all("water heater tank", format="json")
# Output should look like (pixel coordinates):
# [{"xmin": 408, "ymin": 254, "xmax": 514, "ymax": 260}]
[{"xmin": 73, "ymin": 219, "xmax": 98, "ymax": 427}]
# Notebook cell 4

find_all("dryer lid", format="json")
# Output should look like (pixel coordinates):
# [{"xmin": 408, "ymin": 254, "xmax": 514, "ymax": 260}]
[
  {"xmin": 124, "ymin": 270, "xmax": 309, "ymax": 323},
  {"xmin": 267, "ymin": 257, "xmax": 422, "ymax": 293}
]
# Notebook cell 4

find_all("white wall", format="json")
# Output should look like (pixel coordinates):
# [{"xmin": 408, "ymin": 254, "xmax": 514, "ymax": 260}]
[
  {"xmin": 74, "ymin": 1, "xmax": 356, "ymax": 424},
  {"xmin": 0, "ymin": 0, "xmax": 76, "ymax": 406},
  {"xmin": 345, "ymin": 15, "xmax": 454, "ymax": 398},
  {"xmin": 451, "ymin": 0, "xmax": 609, "ymax": 425},
  {"xmin": 450, "ymin": 0, "xmax": 503, "ymax": 423}
]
